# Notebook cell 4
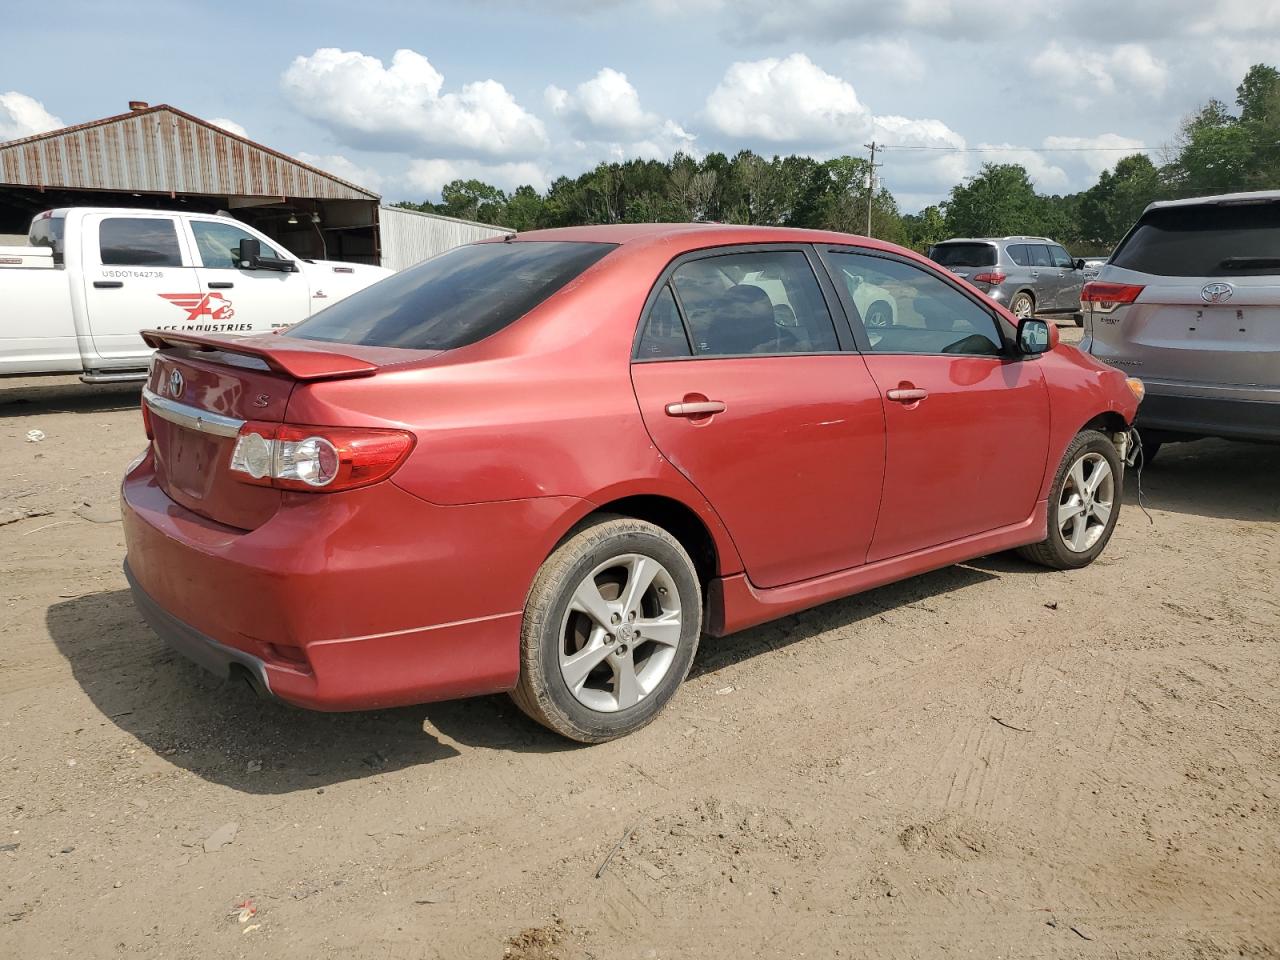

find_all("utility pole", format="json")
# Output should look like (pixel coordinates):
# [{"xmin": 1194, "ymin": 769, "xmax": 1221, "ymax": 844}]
[{"xmin": 863, "ymin": 140, "xmax": 880, "ymax": 238}]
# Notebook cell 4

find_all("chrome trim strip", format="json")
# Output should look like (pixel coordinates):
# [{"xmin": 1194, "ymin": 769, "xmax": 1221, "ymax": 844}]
[{"xmin": 142, "ymin": 387, "xmax": 245, "ymax": 438}]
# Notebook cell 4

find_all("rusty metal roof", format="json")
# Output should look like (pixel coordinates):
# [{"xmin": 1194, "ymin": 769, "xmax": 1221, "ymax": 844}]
[{"xmin": 0, "ymin": 104, "xmax": 379, "ymax": 201}]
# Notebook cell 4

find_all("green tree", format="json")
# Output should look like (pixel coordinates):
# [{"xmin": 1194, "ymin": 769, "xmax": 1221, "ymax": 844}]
[
  {"xmin": 943, "ymin": 163, "xmax": 1042, "ymax": 237},
  {"xmin": 1076, "ymin": 154, "xmax": 1163, "ymax": 250},
  {"xmin": 901, "ymin": 205, "xmax": 948, "ymax": 252}
]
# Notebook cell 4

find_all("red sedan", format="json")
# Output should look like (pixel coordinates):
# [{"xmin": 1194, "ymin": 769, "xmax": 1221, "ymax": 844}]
[{"xmin": 122, "ymin": 224, "xmax": 1143, "ymax": 742}]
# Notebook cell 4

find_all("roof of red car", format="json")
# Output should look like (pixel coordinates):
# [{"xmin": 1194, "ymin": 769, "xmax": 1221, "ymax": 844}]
[{"xmin": 510, "ymin": 222, "xmax": 905, "ymax": 255}]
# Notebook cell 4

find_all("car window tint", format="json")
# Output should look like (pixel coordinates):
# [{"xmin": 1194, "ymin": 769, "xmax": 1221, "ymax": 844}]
[
  {"xmin": 829, "ymin": 252, "xmax": 1004, "ymax": 357},
  {"xmin": 191, "ymin": 220, "xmax": 283, "ymax": 268},
  {"xmin": 1110, "ymin": 203, "xmax": 1280, "ymax": 277},
  {"xmin": 635, "ymin": 285, "xmax": 691, "ymax": 359},
  {"xmin": 671, "ymin": 251, "xmax": 838, "ymax": 356},
  {"xmin": 1049, "ymin": 245, "xmax": 1073, "ymax": 269},
  {"xmin": 1007, "ymin": 244, "xmax": 1030, "ymax": 266},
  {"xmin": 99, "ymin": 218, "xmax": 182, "ymax": 267},
  {"xmin": 929, "ymin": 243, "xmax": 997, "ymax": 268},
  {"xmin": 289, "ymin": 241, "xmax": 616, "ymax": 350},
  {"xmin": 1028, "ymin": 244, "xmax": 1053, "ymax": 268}
]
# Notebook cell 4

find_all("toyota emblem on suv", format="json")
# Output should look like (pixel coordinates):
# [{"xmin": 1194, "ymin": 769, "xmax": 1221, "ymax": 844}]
[
  {"xmin": 1201, "ymin": 282, "xmax": 1233, "ymax": 304},
  {"xmin": 168, "ymin": 369, "xmax": 185, "ymax": 399}
]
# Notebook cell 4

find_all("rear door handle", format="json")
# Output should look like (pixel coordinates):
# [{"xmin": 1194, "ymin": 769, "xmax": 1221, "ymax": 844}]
[
  {"xmin": 93, "ymin": 280, "xmax": 123, "ymax": 289},
  {"xmin": 886, "ymin": 388, "xmax": 928, "ymax": 403},
  {"xmin": 208, "ymin": 281, "xmax": 234, "ymax": 289},
  {"xmin": 665, "ymin": 400, "xmax": 726, "ymax": 417}
]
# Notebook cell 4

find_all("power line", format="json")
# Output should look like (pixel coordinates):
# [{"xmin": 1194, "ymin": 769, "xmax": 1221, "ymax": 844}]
[{"xmin": 879, "ymin": 144, "xmax": 1161, "ymax": 153}]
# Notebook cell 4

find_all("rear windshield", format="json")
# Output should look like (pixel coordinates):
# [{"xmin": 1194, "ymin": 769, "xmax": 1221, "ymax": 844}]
[
  {"xmin": 929, "ymin": 243, "xmax": 997, "ymax": 268},
  {"xmin": 1111, "ymin": 202, "xmax": 1280, "ymax": 277},
  {"xmin": 288, "ymin": 241, "xmax": 617, "ymax": 351}
]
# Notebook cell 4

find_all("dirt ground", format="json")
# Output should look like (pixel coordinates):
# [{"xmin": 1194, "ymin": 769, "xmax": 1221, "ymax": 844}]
[{"xmin": 2, "ymin": 329, "xmax": 1278, "ymax": 959}]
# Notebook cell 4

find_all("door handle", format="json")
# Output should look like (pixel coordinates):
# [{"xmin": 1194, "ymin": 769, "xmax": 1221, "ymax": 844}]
[
  {"xmin": 886, "ymin": 388, "xmax": 928, "ymax": 403},
  {"xmin": 1030, "ymin": 271, "xmax": 1040, "ymax": 278},
  {"xmin": 665, "ymin": 400, "xmax": 726, "ymax": 417},
  {"xmin": 208, "ymin": 281, "xmax": 234, "ymax": 289},
  {"xmin": 93, "ymin": 280, "xmax": 123, "ymax": 289}
]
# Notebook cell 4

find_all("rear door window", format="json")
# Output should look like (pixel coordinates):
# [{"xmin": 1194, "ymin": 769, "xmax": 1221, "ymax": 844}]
[
  {"xmin": 635, "ymin": 285, "xmax": 692, "ymax": 359},
  {"xmin": 930, "ymin": 243, "xmax": 997, "ymax": 268},
  {"xmin": 288, "ymin": 241, "xmax": 616, "ymax": 350},
  {"xmin": 1028, "ymin": 245, "xmax": 1052, "ymax": 268},
  {"xmin": 670, "ymin": 250, "xmax": 839, "ymax": 356},
  {"xmin": 99, "ymin": 217, "xmax": 183, "ymax": 267},
  {"xmin": 1111, "ymin": 202, "xmax": 1280, "ymax": 277}
]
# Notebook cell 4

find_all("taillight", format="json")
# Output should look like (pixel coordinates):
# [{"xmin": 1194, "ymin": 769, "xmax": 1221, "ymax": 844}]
[
  {"xmin": 141, "ymin": 397, "xmax": 154, "ymax": 440},
  {"xmin": 229, "ymin": 423, "xmax": 415, "ymax": 492},
  {"xmin": 972, "ymin": 271, "xmax": 1006, "ymax": 285},
  {"xmin": 1081, "ymin": 282, "xmax": 1144, "ymax": 312}
]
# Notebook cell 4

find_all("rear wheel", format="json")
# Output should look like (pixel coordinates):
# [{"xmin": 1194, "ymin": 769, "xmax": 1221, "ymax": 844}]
[
  {"xmin": 1017, "ymin": 430, "xmax": 1122, "ymax": 570},
  {"xmin": 1010, "ymin": 292, "xmax": 1035, "ymax": 319},
  {"xmin": 511, "ymin": 516, "xmax": 702, "ymax": 743}
]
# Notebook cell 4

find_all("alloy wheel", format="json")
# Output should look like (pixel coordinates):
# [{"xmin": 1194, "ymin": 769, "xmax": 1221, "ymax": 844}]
[
  {"xmin": 1058, "ymin": 452, "xmax": 1115, "ymax": 553},
  {"xmin": 557, "ymin": 554, "xmax": 683, "ymax": 712}
]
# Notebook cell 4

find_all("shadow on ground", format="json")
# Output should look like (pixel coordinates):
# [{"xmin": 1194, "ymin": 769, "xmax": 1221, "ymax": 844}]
[
  {"xmin": 0, "ymin": 377, "xmax": 141, "ymax": 417},
  {"xmin": 1126, "ymin": 437, "xmax": 1280, "ymax": 522}
]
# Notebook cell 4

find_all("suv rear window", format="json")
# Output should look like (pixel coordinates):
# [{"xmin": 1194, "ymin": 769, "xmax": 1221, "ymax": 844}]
[
  {"xmin": 288, "ymin": 241, "xmax": 616, "ymax": 350},
  {"xmin": 929, "ymin": 243, "xmax": 997, "ymax": 268},
  {"xmin": 1111, "ymin": 202, "xmax": 1280, "ymax": 277}
]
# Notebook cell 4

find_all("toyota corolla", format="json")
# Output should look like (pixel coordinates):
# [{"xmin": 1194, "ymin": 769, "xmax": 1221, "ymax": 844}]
[{"xmin": 122, "ymin": 224, "xmax": 1143, "ymax": 742}]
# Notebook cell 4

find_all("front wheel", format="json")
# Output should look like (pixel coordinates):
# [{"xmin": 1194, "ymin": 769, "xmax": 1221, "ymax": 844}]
[
  {"xmin": 511, "ymin": 516, "xmax": 702, "ymax": 743},
  {"xmin": 1017, "ymin": 430, "xmax": 1122, "ymax": 570}
]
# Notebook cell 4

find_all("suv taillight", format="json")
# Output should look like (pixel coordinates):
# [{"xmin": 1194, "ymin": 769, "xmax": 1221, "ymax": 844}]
[
  {"xmin": 1081, "ymin": 282, "xmax": 1144, "ymax": 312},
  {"xmin": 229, "ymin": 423, "xmax": 415, "ymax": 492},
  {"xmin": 972, "ymin": 271, "xmax": 1006, "ymax": 285}
]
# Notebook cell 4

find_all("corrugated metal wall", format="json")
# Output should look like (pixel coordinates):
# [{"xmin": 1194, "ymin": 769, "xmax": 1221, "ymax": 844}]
[
  {"xmin": 0, "ymin": 106, "xmax": 377, "ymax": 201},
  {"xmin": 378, "ymin": 206, "xmax": 513, "ymax": 271}
]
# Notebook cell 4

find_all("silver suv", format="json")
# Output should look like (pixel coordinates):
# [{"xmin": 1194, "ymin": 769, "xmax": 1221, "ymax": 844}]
[
  {"xmin": 1082, "ymin": 191, "xmax": 1280, "ymax": 460},
  {"xmin": 929, "ymin": 236, "xmax": 1088, "ymax": 322}
]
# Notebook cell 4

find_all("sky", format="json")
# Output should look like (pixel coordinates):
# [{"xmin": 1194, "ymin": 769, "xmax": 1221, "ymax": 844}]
[{"xmin": 2, "ymin": 0, "xmax": 1277, "ymax": 212}]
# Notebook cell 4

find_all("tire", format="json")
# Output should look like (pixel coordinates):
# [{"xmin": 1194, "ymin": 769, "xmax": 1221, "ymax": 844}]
[
  {"xmin": 511, "ymin": 515, "xmax": 702, "ymax": 743},
  {"xmin": 1072, "ymin": 312, "xmax": 1085, "ymax": 327},
  {"xmin": 1017, "ymin": 430, "xmax": 1123, "ymax": 570},
  {"xmin": 1010, "ymin": 292, "xmax": 1035, "ymax": 319}
]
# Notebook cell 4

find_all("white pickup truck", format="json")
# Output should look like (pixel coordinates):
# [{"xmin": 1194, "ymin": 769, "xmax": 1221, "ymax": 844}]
[{"xmin": 1, "ymin": 208, "xmax": 391, "ymax": 381}]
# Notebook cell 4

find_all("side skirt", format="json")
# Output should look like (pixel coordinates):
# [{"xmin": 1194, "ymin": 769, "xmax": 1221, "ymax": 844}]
[{"xmin": 705, "ymin": 501, "xmax": 1048, "ymax": 637}]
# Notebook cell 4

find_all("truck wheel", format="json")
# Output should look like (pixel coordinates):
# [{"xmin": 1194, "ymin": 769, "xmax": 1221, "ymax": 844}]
[
  {"xmin": 511, "ymin": 516, "xmax": 702, "ymax": 743},
  {"xmin": 1017, "ymin": 430, "xmax": 1122, "ymax": 570}
]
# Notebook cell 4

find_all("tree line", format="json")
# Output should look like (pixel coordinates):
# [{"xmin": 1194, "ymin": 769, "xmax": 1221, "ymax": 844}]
[{"xmin": 396, "ymin": 64, "xmax": 1280, "ymax": 257}]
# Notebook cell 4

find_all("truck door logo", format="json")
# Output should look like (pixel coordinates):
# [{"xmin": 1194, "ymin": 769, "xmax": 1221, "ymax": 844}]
[{"xmin": 159, "ymin": 292, "xmax": 236, "ymax": 321}]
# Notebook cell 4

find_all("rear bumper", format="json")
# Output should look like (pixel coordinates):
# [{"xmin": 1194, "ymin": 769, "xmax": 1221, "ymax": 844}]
[
  {"xmin": 1137, "ymin": 389, "xmax": 1280, "ymax": 443},
  {"xmin": 121, "ymin": 451, "xmax": 586, "ymax": 710}
]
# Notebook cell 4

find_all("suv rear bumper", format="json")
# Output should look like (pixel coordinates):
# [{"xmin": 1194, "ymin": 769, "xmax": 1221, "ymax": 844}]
[{"xmin": 1137, "ymin": 389, "xmax": 1280, "ymax": 443}]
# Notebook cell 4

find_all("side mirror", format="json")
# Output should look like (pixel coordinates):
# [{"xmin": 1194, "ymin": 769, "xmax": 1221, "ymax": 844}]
[
  {"xmin": 1074, "ymin": 258, "xmax": 1086, "ymax": 271},
  {"xmin": 237, "ymin": 237, "xmax": 297, "ymax": 273},
  {"xmin": 1017, "ymin": 317, "xmax": 1051, "ymax": 355},
  {"xmin": 236, "ymin": 237, "xmax": 261, "ymax": 269}
]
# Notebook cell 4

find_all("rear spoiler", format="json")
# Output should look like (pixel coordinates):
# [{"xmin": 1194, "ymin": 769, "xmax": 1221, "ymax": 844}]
[{"xmin": 141, "ymin": 330, "xmax": 377, "ymax": 381}]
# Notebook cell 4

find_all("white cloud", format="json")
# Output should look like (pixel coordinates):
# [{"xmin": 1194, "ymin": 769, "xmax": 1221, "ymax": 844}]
[
  {"xmin": 295, "ymin": 151, "xmax": 385, "ymax": 191},
  {"xmin": 970, "ymin": 144, "xmax": 1070, "ymax": 192},
  {"xmin": 1029, "ymin": 42, "xmax": 1169, "ymax": 106},
  {"xmin": 1041, "ymin": 134, "xmax": 1148, "ymax": 178},
  {"xmin": 706, "ymin": 53, "xmax": 871, "ymax": 145},
  {"xmin": 547, "ymin": 68, "xmax": 658, "ymax": 137},
  {"xmin": 404, "ymin": 158, "xmax": 550, "ymax": 198},
  {"xmin": 208, "ymin": 117, "xmax": 248, "ymax": 138},
  {"xmin": 0, "ymin": 92, "xmax": 63, "ymax": 142},
  {"xmin": 282, "ymin": 48, "xmax": 547, "ymax": 157}
]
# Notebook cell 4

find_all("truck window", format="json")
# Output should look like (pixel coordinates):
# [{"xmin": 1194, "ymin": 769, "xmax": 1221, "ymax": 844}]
[
  {"xmin": 29, "ymin": 214, "xmax": 66, "ymax": 264},
  {"xmin": 100, "ymin": 218, "xmax": 183, "ymax": 267},
  {"xmin": 190, "ymin": 220, "xmax": 284, "ymax": 268}
]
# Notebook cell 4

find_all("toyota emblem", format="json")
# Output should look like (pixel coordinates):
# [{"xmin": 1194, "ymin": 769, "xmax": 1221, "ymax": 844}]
[
  {"xmin": 1201, "ymin": 282, "xmax": 1233, "ymax": 304},
  {"xmin": 168, "ymin": 369, "xmax": 185, "ymax": 399}
]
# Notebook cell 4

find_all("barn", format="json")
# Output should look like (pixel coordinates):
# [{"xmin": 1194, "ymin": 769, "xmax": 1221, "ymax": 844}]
[{"xmin": 0, "ymin": 102, "xmax": 509, "ymax": 266}]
